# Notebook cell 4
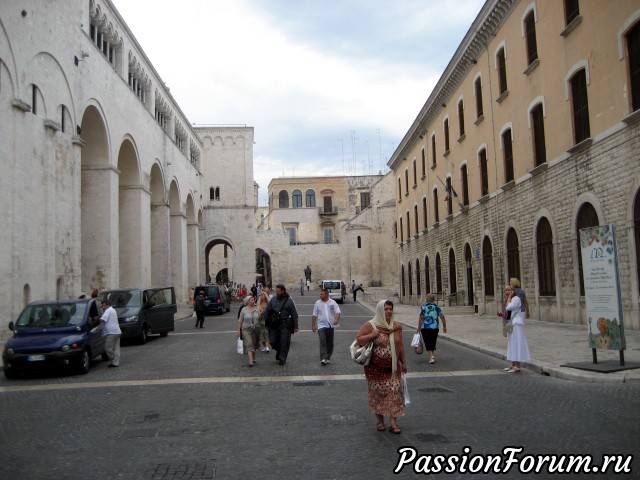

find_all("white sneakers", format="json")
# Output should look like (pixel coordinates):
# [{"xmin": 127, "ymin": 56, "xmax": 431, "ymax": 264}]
[{"xmin": 429, "ymin": 357, "xmax": 435, "ymax": 364}]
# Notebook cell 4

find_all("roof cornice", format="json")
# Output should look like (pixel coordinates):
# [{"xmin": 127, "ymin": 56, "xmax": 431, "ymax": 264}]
[{"xmin": 388, "ymin": 0, "xmax": 516, "ymax": 171}]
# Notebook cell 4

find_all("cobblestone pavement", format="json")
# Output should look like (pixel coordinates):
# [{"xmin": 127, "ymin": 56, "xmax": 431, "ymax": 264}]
[{"xmin": 0, "ymin": 293, "xmax": 638, "ymax": 479}]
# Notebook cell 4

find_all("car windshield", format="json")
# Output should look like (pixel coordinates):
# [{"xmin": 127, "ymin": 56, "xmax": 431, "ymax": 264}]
[
  {"xmin": 205, "ymin": 287, "xmax": 219, "ymax": 297},
  {"xmin": 324, "ymin": 281, "xmax": 341, "ymax": 290},
  {"xmin": 16, "ymin": 303, "xmax": 87, "ymax": 328},
  {"xmin": 98, "ymin": 290, "xmax": 142, "ymax": 308}
]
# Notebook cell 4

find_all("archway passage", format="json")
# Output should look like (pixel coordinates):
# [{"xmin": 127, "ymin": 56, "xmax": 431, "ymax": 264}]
[
  {"xmin": 216, "ymin": 268, "xmax": 229, "ymax": 285},
  {"xmin": 150, "ymin": 163, "xmax": 169, "ymax": 286},
  {"xmin": 464, "ymin": 244, "xmax": 474, "ymax": 306},
  {"xmin": 205, "ymin": 239, "xmax": 233, "ymax": 285},
  {"xmin": 255, "ymin": 248, "xmax": 272, "ymax": 288}
]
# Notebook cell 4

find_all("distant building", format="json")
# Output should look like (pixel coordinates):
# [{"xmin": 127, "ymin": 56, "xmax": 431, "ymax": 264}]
[{"xmin": 389, "ymin": 0, "xmax": 640, "ymax": 329}]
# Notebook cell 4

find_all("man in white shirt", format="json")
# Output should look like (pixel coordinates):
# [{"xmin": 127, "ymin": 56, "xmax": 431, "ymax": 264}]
[
  {"xmin": 311, "ymin": 288, "xmax": 341, "ymax": 365},
  {"xmin": 100, "ymin": 298, "xmax": 122, "ymax": 367}
]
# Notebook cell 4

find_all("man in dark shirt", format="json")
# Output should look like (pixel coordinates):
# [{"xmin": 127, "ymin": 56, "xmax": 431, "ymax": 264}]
[
  {"xmin": 194, "ymin": 290, "xmax": 206, "ymax": 328},
  {"xmin": 266, "ymin": 284, "xmax": 299, "ymax": 365}
]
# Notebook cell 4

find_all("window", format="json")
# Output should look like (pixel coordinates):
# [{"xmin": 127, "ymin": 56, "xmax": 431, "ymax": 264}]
[
  {"xmin": 287, "ymin": 227, "xmax": 297, "ymax": 245},
  {"xmin": 357, "ymin": 236, "xmax": 362, "ymax": 249},
  {"xmin": 305, "ymin": 189, "xmax": 316, "ymax": 207},
  {"xmin": 416, "ymin": 259, "xmax": 421, "ymax": 296},
  {"xmin": 405, "ymin": 169, "xmax": 409, "ymax": 193},
  {"xmin": 90, "ymin": 24, "xmax": 117, "ymax": 67},
  {"xmin": 433, "ymin": 189, "xmax": 439, "ymax": 223},
  {"xmin": 506, "ymin": 228, "xmax": 521, "ymax": 281},
  {"xmin": 128, "ymin": 65, "xmax": 146, "ymax": 103},
  {"xmin": 210, "ymin": 187, "xmax": 215, "ymax": 200},
  {"xmin": 223, "ymin": 245, "xmax": 228, "ymax": 258},
  {"xmin": 474, "ymin": 77, "xmax": 484, "ymax": 118},
  {"xmin": 421, "ymin": 148, "xmax": 426, "ymax": 177},
  {"xmin": 406, "ymin": 211, "xmax": 411, "ymax": 238},
  {"xmin": 401, "ymin": 265, "xmax": 406, "ymax": 297},
  {"xmin": 435, "ymin": 253, "xmax": 443, "ymax": 293},
  {"xmin": 445, "ymin": 177, "xmax": 453, "ymax": 216},
  {"xmin": 458, "ymin": 100, "xmax": 465, "ymax": 137},
  {"xmin": 570, "ymin": 69, "xmax": 590, "ymax": 144},
  {"xmin": 323, "ymin": 196, "xmax": 333, "ymax": 213},
  {"xmin": 422, "ymin": 197, "xmax": 428, "ymax": 229},
  {"xmin": 479, "ymin": 149, "xmax": 489, "ymax": 196},
  {"xmin": 278, "ymin": 190, "xmax": 289, "ymax": 208},
  {"xmin": 444, "ymin": 119, "xmax": 450, "ymax": 153},
  {"xmin": 292, "ymin": 190, "xmax": 302, "ymax": 208},
  {"xmin": 634, "ymin": 192, "xmax": 640, "ymax": 294},
  {"xmin": 323, "ymin": 227, "xmax": 334, "ymax": 244},
  {"xmin": 497, "ymin": 47, "xmax": 508, "ymax": 94},
  {"xmin": 449, "ymin": 249, "xmax": 457, "ymax": 294},
  {"xmin": 360, "ymin": 192, "xmax": 370, "ymax": 209},
  {"xmin": 502, "ymin": 129, "xmax": 514, "ymax": 183},
  {"xmin": 482, "ymin": 236, "xmax": 495, "ymax": 296},
  {"xmin": 399, "ymin": 217, "xmax": 404, "ymax": 243},
  {"xmin": 431, "ymin": 134, "xmax": 437, "ymax": 166},
  {"xmin": 215, "ymin": 187, "xmax": 220, "ymax": 201},
  {"xmin": 536, "ymin": 217, "xmax": 556, "ymax": 295},
  {"xmin": 627, "ymin": 21, "xmax": 640, "ymax": 112},
  {"xmin": 412, "ymin": 159, "xmax": 417, "ymax": 186},
  {"xmin": 461, "ymin": 164, "xmax": 469, "ymax": 206},
  {"xmin": 414, "ymin": 205, "xmax": 419, "ymax": 234},
  {"xmin": 524, "ymin": 10, "xmax": 538, "ymax": 66},
  {"xmin": 408, "ymin": 262, "xmax": 413, "ymax": 296},
  {"xmin": 394, "ymin": 221, "xmax": 398, "ymax": 241},
  {"xmin": 531, "ymin": 103, "xmax": 546, "ymax": 166},
  {"xmin": 425, "ymin": 256, "xmax": 431, "ymax": 294},
  {"xmin": 576, "ymin": 203, "xmax": 599, "ymax": 295},
  {"xmin": 398, "ymin": 178, "xmax": 402, "ymax": 201},
  {"xmin": 564, "ymin": 0, "xmax": 579, "ymax": 25},
  {"xmin": 31, "ymin": 84, "xmax": 38, "ymax": 115}
]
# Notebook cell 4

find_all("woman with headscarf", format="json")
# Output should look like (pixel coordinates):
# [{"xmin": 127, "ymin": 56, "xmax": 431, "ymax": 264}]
[
  {"xmin": 237, "ymin": 295, "xmax": 259, "ymax": 367},
  {"xmin": 355, "ymin": 300, "xmax": 407, "ymax": 434},
  {"xmin": 503, "ymin": 285, "xmax": 530, "ymax": 373}
]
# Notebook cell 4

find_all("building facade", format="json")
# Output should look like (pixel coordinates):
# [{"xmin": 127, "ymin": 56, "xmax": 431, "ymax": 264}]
[
  {"xmin": 0, "ymin": 0, "xmax": 210, "ymax": 326},
  {"xmin": 389, "ymin": 0, "xmax": 640, "ymax": 329}
]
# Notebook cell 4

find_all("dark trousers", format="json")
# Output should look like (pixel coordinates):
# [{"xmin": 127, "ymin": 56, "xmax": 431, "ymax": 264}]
[
  {"xmin": 318, "ymin": 328, "xmax": 334, "ymax": 361},
  {"xmin": 269, "ymin": 325, "xmax": 292, "ymax": 363},
  {"xmin": 195, "ymin": 310, "xmax": 205, "ymax": 328},
  {"xmin": 352, "ymin": 287, "xmax": 364, "ymax": 301}
]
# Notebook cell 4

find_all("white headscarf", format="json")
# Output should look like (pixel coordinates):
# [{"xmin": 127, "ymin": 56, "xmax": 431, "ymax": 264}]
[{"xmin": 370, "ymin": 300, "xmax": 398, "ymax": 376}]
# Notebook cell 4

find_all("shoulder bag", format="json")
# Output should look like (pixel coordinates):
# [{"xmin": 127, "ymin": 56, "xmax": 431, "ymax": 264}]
[
  {"xmin": 350, "ymin": 321, "xmax": 376, "ymax": 366},
  {"xmin": 265, "ymin": 298, "xmax": 288, "ymax": 329}
]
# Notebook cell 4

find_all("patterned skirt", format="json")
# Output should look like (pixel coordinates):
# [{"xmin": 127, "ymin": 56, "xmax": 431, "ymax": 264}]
[{"xmin": 364, "ymin": 334, "xmax": 404, "ymax": 417}]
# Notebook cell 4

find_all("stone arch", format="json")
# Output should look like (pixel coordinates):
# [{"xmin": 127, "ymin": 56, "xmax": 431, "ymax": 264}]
[
  {"xmin": 169, "ymin": 180, "xmax": 187, "ymax": 300},
  {"xmin": 449, "ymin": 247, "xmax": 457, "ymax": 295},
  {"xmin": 464, "ymin": 243, "xmax": 474, "ymax": 306},
  {"xmin": 25, "ymin": 52, "xmax": 77, "ymax": 123},
  {"xmin": 256, "ymin": 247, "xmax": 272, "ymax": 287},
  {"xmin": 205, "ymin": 237, "xmax": 235, "ymax": 285},
  {"xmin": 150, "ymin": 162, "xmax": 169, "ymax": 286},
  {"xmin": 0, "ymin": 17, "xmax": 18, "ymax": 99},
  {"xmin": 186, "ymin": 193, "xmax": 199, "ymax": 289},
  {"xmin": 80, "ymin": 103, "xmax": 115, "ymax": 292},
  {"xmin": 532, "ymin": 209, "xmax": 559, "ymax": 299}
]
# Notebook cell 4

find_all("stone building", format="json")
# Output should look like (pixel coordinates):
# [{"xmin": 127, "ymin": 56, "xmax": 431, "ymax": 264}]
[
  {"xmin": 259, "ymin": 175, "xmax": 387, "ymax": 288},
  {"xmin": 0, "ymin": 0, "xmax": 208, "ymax": 326},
  {"xmin": 389, "ymin": 0, "xmax": 640, "ymax": 329}
]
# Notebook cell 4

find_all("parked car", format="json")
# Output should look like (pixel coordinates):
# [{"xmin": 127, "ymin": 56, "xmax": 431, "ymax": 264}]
[
  {"xmin": 320, "ymin": 280, "xmax": 346, "ymax": 303},
  {"xmin": 97, "ymin": 287, "xmax": 176, "ymax": 344},
  {"xmin": 194, "ymin": 285, "xmax": 230, "ymax": 315},
  {"xmin": 2, "ymin": 299, "xmax": 108, "ymax": 379}
]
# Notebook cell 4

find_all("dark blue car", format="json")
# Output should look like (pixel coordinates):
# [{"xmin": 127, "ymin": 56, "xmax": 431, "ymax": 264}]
[{"xmin": 2, "ymin": 299, "xmax": 108, "ymax": 379}]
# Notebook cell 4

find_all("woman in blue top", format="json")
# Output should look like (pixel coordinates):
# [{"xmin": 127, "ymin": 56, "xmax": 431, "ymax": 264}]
[{"xmin": 417, "ymin": 293, "xmax": 447, "ymax": 364}]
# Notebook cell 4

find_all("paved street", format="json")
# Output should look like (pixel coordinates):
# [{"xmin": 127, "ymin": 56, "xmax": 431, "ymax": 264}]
[{"xmin": 1, "ymin": 292, "xmax": 639, "ymax": 479}]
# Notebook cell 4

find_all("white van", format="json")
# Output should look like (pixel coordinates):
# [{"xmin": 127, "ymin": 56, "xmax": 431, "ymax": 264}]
[{"xmin": 320, "ymin": 280, "xmax": 345, "ymax": 303}]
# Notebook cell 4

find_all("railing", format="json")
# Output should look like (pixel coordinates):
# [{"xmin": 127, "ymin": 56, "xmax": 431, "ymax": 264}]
[{"xmin": 318, "ymin": 206, "xmax": 338, "ymax": 215}]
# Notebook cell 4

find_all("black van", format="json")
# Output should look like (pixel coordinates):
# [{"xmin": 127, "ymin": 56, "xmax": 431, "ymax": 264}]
[
  {"xmin": 97, "ymin": 287, "xmax": 176, "ymax": 344},
  {"xmin": 194, "ymin": 285, "xmax": 230, "ymax": 315}
]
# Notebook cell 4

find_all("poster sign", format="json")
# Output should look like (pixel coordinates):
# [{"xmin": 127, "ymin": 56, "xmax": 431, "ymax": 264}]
[{"xmin": 579, "ymin": 224, "xmax": 626, "ymax": 351}]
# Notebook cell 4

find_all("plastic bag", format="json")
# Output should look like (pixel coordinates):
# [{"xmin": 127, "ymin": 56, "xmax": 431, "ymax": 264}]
[
  {"xmin": 237, "ymin": 338, "xmax": 244, "ymax": 354},
  {"xmin": 411, "ymin": 334, "xmax": 421, "ymax": 347},
  {"xmin": 402, "ymin": 375, "xmax": 410, "ymax": 406}
]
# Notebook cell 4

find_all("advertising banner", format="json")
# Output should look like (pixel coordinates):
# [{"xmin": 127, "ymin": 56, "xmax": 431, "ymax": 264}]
[{"xmin": 579, "ymin": 224, "xmax": 626, "ymax": 351}]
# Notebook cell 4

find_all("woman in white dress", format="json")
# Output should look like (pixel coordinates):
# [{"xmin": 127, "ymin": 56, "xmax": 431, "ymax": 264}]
[{"xmin": 504, "ymin": 285, "xmax": 530, "ymax": 373}]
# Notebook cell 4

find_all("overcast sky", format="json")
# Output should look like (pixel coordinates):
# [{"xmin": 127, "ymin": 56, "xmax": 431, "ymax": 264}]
[{"xmin": 111, "ymin": 0, "xmax": 485, "ymax": 205}]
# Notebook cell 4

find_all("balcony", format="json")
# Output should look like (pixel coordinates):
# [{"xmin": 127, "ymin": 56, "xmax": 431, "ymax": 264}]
[{"xmin": 318, "ymin": 206, "xmax": 338, "ymax": 215}]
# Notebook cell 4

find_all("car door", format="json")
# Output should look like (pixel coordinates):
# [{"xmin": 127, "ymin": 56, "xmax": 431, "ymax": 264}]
[
  {"xmin": 146, "ymin": 288, "xmax": 174, "ymax": 332},
  {"xmin": 88, "ymin": 300, "xmax": 106, "ymax": 356}
]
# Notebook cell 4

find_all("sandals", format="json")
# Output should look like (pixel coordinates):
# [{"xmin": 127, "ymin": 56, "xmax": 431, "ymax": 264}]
[
  {"xmin": 388, "ymin": 425, "xmax": 401, "ymax": 434},
  {"xmin": 507, "ymin": 367, "xmax": 521, "ymax": 373},
  {"xmin": 376, "ymin": 423, "xmax": 386, "ymax": 431}
]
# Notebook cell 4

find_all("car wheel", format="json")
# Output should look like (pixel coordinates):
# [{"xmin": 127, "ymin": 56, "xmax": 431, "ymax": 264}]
[
  {"xmin": 4, "ymin": 368, "xmax": 19, "ymax": 380},
  {"xmin": 101, "ymin": 352, "xmax": 109, "ymax": 361},
  {"xmin": 77, "ymin": 350, "xmax": 90, "ymax": 374},
  {"xmin": 139, "ymin": 325, "xmax": 149, "ymax": 345},
  {"xmin": 160, "ymin": 332, "xmax": 168, "ymax": 337}
]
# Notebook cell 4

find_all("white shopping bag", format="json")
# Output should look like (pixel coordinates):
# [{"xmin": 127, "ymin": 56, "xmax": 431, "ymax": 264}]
[
  {"xmin": 236, "ymin": 338, "xmax": 244, "ymax": 354},
  {"xmin": 410, "ymin": 333, "xmax": 421, "ymax": 348},
  {"xmin": 402, "ymin": 375, "xmax": 411, "ymax": 406}
]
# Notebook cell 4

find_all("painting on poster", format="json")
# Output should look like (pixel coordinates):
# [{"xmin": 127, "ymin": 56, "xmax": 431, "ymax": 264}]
[{"xmin": 579, "ymin": 224, "xmax": 626, "ymax": 351}]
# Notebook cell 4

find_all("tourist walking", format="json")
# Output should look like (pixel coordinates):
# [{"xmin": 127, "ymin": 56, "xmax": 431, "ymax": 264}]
[
  {"xmin": 503, "ymin": 285, "xmax": 530, "ymax": 373},
  {"xmin": 194, "ymin": 290, "xmax": 206, "ymax": 328},
  {"xmin": 418, "ymin": 293, "xmax": 447, "ymax": 364},
  {"xmin": 266, "ymin": 284, "xmax": 299, "ymax": 365},
  {"xmin": 299, "ymin": 279, "xmax": 305, "ymax": 296},
  {"xmin": 257, "ymin": 289, "xmax": 271, "ymax": 353},
  {"xmin": 355, "ymin": 300, "xmax": 406, "ymax": 434},
  {"xmin": 238, "ymin": 295, "xmax": 260, "ymax": 367},
  {"xmin": 99, "ymin": 298, "xmax": 121, "ymax": 367},
  {"xmin": 311, "ymin": 288, "xmax": 341, "ymax": 365}
]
